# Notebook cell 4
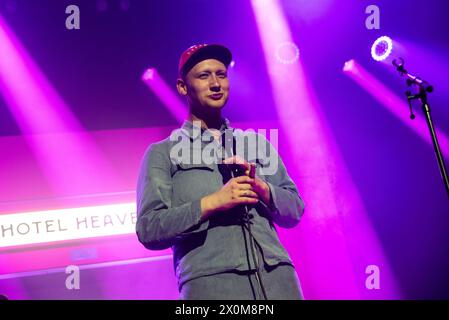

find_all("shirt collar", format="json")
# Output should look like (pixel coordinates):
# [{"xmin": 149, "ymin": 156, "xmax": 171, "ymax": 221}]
[{"xmin": 180, "ymin": 118, "xmax": 233, "ymax": 141}]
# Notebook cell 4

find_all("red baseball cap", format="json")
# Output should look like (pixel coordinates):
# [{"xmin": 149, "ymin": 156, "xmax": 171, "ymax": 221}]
[{"xmin": 178, "ymin": 44, "xmax": 232, "ymax": 78}]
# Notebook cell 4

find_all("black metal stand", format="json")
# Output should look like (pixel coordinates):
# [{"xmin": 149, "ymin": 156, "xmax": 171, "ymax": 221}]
[
  {"xmin": 221, "ymin": 129, "xmax": 268, "ymax": 300},
  {"xmin": 393, "ymin": 58, "xmax": 449, "ymax": 198}
]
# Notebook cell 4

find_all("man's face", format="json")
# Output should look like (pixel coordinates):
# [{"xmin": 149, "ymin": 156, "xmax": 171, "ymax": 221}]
[{"xmin": 178, "ymin": 59, "xmax": 230, "ymax": 111}]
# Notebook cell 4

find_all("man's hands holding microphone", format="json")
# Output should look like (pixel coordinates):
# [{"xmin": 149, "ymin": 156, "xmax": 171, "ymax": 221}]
[{"xmin": 200, "ymin": 156, "xmax": 271, "ymax": 220}]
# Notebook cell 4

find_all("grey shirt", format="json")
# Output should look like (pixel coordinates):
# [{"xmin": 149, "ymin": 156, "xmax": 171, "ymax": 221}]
[{"xmin": 136, "ymin": 119, "xmax": 305, "ymax": 290}]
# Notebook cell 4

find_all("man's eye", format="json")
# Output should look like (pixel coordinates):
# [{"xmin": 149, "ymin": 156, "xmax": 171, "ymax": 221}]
[
  {"xmin": 199, "ymin": 74, "xmax": 208, "ymax": 79},
  {"xmin": 218, "ymin": 74, "xmax": 227, "ymax": 78}
]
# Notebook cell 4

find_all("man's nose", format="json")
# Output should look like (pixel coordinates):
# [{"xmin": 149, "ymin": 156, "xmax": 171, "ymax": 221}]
[{"xmin": 209, "ymin": 76, "xmax": 221, "ymax": 91}]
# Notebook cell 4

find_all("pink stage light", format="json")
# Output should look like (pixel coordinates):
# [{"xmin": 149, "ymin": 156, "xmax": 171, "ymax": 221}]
[
  {"xmin": 141, "ymin": 68, "xmax": 187, "ymax": 124},
  {"xmin": 251, "ymin": 0, "xmax": 400, "ymax": 299},
  {"xmin": 0, "ymin": 14, "xmax": 120, "ymax": 196},
  {"xmin": 343, "ymin": 59, "xmax": 449, "ymax": 158}
]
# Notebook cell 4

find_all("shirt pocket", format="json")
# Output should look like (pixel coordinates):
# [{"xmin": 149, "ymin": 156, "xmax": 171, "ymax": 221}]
[
  {"xmin": 254, "ymin": 157, "xmax": 278, "ymax": 180},
  {"xmin": 172, "ymin": 163, "xmax": 218, "ymax": 205}
]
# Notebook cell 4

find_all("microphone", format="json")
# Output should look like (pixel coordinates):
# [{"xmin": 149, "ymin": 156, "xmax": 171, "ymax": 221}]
[
  {"xmin": 220, "ymin": 129, "xmax": 255, "ymax": 224},
  {"xmin": 393, "ymin": 57, "xmax": 434, "ymax": 93},
  {"xmin": 221, "ymin": 128, "xmax": 245, "ymax": 179}
]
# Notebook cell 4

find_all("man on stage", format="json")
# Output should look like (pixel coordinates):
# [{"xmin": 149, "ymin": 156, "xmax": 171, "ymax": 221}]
[{"xmin": 136, "ymin": 44, "xmax": 305, "ymax": 299}]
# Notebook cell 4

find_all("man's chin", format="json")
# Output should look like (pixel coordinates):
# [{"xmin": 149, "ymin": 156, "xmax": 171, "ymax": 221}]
[{"xmin": 205, "ymin": 100, "xmax": 227, "ymax": 109}]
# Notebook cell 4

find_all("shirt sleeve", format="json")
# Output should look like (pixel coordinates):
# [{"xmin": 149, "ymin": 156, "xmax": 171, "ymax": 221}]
[
  {"xmin": 258, "ymin": 136, "xmax": 305, "ymax": 228},
  {"xmin": 135, "ymin": 143, "xmax": 209, "ymax": 250}
]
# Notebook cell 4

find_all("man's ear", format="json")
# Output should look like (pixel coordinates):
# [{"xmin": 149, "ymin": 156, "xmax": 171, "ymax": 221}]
[{"xmin": 176, "ymin": 78, "xmax": 188, "ymax": 96}]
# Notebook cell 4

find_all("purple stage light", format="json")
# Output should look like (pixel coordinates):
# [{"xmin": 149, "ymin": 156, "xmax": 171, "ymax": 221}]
[
  {"xmin": 371, "ymin": 36, "xmax": 393, "ymax": 62},
  {"xmin": 251, "ymin": 0, "xmax": 400, "ymax": 300},
  {"xmin": 141, "ymin": 68, "xmax": 186, "ymax": 124},
  {"xmin": 141, "ymin": 68, "xmax": 155, "ymax": 81},
  {"xmin": 275, "ymin": 41, "xmax": 300, "ymax": 64},
  {"xmin": 343, "ymin": 59, "xmax": 355, "ymax": 72},
  {"xmin": 0, "ymin": 14, "xmax": 120, "ymax": 195},
  {"xmin": 343, "ymin": 59, "xmax": 449, "ymax": 158},
  {"xmin": 282, "ymin": 0, "xmax": 334, "ymax": 23}
]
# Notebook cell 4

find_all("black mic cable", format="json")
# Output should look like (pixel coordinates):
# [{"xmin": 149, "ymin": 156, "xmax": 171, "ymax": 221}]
[{"xmin": 223, "ymin": 129, "xmax": 268, "ymax": 300}]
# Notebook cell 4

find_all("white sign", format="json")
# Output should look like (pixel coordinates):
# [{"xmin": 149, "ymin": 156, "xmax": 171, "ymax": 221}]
[{"xmin": 0, "ymin": 203, "xmax": 137, "ymax": 249}]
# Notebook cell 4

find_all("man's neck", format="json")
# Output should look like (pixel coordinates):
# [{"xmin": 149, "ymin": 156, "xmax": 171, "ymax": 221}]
[{"xmin": 188, "ymin": 109, "xmax": 224, "ymax": 130}]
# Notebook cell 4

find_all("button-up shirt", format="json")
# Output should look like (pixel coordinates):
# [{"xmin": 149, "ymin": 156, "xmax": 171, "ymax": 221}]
[{"xmin": 136, "ymin": 118, "xmax": 305, "ymax": 290}]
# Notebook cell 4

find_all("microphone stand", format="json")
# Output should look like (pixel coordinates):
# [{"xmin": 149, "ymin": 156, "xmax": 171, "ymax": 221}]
[
  {"xmin": 223, "ymin": 129, "xmax": 268, "ymax": 300},
  {"xmin": 393, "ymin": 58, "xmax": 449, "ymax": 198},
  {"xmin": 228, "ymin": 166, "xmax": 268, "ymax": 300}
]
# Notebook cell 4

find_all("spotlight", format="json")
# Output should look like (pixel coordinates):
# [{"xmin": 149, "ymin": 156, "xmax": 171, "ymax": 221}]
[
  {"xmin": 229, "ymin": 60, "xmax": 235, "ymax": 68},
  {"xmin": 275, "ymin": 41, "xmax": 300, "ymax": 64},
  {"xmin": 371, "ymin": 36, "xmax": 393, "ymax": 62},
  {"xmin": 343, "ymin": 59, "xmax": 355, "ymax": 72},
  {"xmin": 141, "ymin": 68, "xmax": 156, "ymax": 81}
]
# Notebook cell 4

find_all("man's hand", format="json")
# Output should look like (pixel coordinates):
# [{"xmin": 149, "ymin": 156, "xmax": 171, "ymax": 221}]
[
  {"xmin": 223, "ymin": 156, "xmax": 271, "ymax": 206},
  {"xmin": 201, "ymin": 176, "xmax": 259, "ymax": 219}
]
